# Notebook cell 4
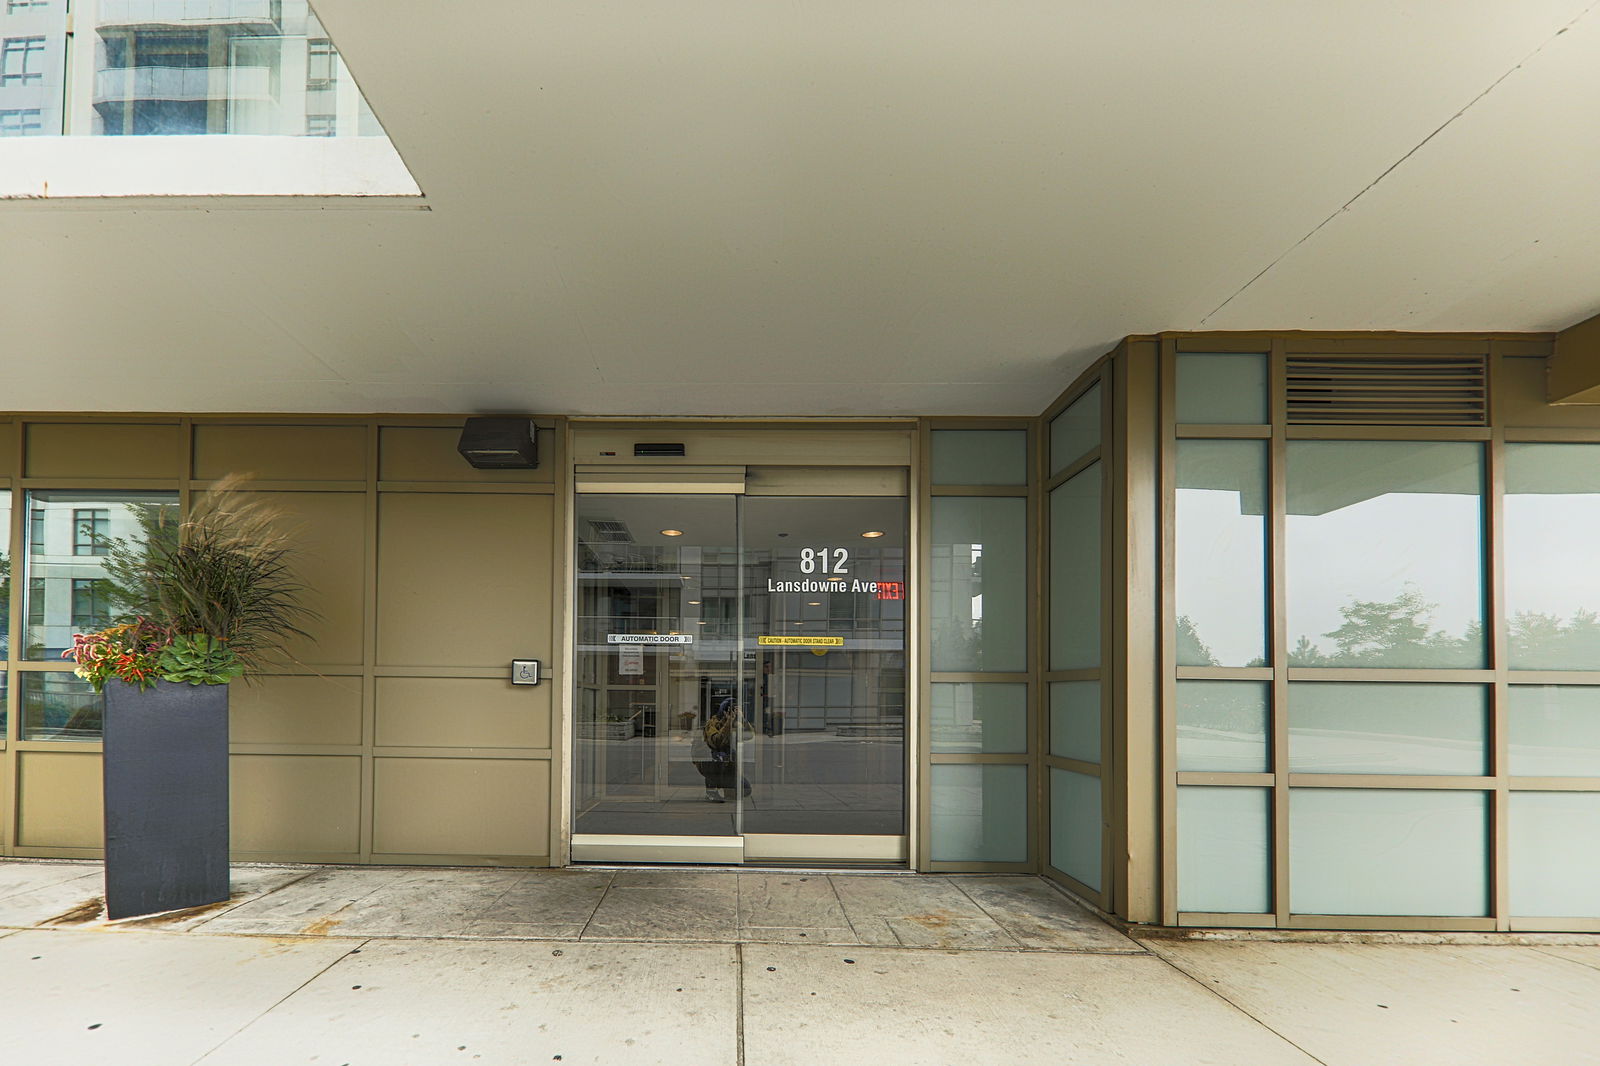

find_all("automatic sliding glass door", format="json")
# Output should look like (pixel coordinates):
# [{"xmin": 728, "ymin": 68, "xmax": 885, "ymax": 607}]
[{"xmin": 572, "ymin": 492, "xmax": 907, "ymax": 863}]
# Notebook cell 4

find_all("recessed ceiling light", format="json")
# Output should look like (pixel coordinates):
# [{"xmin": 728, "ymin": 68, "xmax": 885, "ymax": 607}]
[
  {"xmin": 688, "ymin": 600, "xmax": 702, "ymax": 605},
  {"xmin": 807, "ymin": 601, "xmax": 822, "ymax": 606},
  {"xmin": 660, "ymin": 528, "xmax": 684, "ymax": 537},
  {"xmin": 697, "ymin": 620, "xmax": 708, "ymax": 625},
  {"xmin": 861, "ymin": 530, "xmax": 885, "ymax": 538},
  {"xmin": 793, "ymin": 621, "xmax": 804, "ymax": 626}
]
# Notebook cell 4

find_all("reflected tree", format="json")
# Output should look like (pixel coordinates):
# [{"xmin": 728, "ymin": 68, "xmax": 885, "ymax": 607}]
[
  {"xmin": 1510, "ymin": 610, "xmax": 1600, "ymax": 670},
  {"xmin": 1176, "ymin": 614, "xmax": 1218, "ymax": 667},
  {"xmin": 1290, "ymin": 584, "xmax": 1479, "ymax": 667}
]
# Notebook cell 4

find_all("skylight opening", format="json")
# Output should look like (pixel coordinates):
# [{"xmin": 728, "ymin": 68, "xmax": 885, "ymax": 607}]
[{"xmin": 0, "ymin": 0, "xmax": 420, "ymax": 198}]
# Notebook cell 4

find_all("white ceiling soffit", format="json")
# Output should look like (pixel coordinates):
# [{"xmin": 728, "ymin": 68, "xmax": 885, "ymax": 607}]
[{"xmin": 3, "ymin": 1, "xmax": 1599, "ymax": 417}]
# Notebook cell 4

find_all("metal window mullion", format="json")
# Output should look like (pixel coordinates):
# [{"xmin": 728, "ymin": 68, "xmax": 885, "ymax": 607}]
[
  {"xmin": 1270, "ymin": 338, "xmax": 1291, "ymax": 927},
  {"xmin": 1488, "ymin": 346, "xmax": 1511, "ymax": 930},
  {"xmin": 1158, "ymin": 339, "xmax": 1179, "ymax": 924}
]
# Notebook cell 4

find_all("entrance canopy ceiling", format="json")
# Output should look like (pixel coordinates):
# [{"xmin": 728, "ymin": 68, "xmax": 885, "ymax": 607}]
[{"xmin": 6, "ymin": 2, "xmax": 1600, "ymax": 417}]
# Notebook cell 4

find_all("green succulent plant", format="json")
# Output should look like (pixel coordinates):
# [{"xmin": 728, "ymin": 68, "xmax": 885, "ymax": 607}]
[{"xmin": 156, "ymin": 633, "xmax": 245, "ymax": 686}]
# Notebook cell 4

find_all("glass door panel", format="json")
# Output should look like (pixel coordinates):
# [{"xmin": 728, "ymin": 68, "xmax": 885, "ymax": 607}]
[{"xmin": 572, "ymin": 491, "xmax": 908, "ymax": 860}]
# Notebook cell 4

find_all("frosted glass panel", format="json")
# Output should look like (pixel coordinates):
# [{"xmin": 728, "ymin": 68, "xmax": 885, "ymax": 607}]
[
  {"xmin": 1050, "ymin": 768, "xmax": 1101, "ymax": 890},
  {"xmin": 931, "ymin": 430, "xmax": 1027, "ymax": 486},
  {"xmin": 1050, "ymin": 382, "xmax": 1101, "ymax": 475},
  {"xmin": 1509, "ymin": 686, "xmax": 1600, "ymax": 776},
  {"xmin": 1289, "ymin": 683, "xmax": 1487, "ymax": 776},
  {"xmin": 1290, "ymin": 789, "xmax": 1488, "ymax": 916},
  {"xmin": 931, "ymin": 497, "xmax": 1026, "ymax": 672},
  {"xmin": 1505, "ymin": 444, "xmax": 1600, "ymax": 670},
  {"xmin": 1050, "ymin": 464, "xmax": 1100, "ymax": 671},
  {"xmin": 1177, "ymin": 681, "xmax": 1269, "ymax": 773},
  {"xmin": 931, "ymin": 764, "xmax": 1027, "ymax": 862},
  {"xmin": 1178, "ymin": 787, "xmax": 1271, "ymax": 913},
  {"xmin": 1049, "ymin": 681, "xmax": 1100, "ymax": 764},
  {"xmin": 1176, "ymin": 353, "xmax": 1267, "ymax": 424},
  {"xmin": 1511, "ymin": 792, "xmax": 1600, "ymax": 917},
  {"xmin": 1286, "ymin": 442, "xmax": 1484, "ymax": 668},
  {"xmin": 1176, "ymin": 440, "xmax": 1267, "ymax": 666},
  {"xmin": 931, "ymin": 683, "xmax": 1027, "ymax": 754}
]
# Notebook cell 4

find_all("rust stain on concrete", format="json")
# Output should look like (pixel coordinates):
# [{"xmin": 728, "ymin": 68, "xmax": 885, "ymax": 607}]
[
  {"xmin": 42, "ymin": 897, "xmax": 106, "ymax": 926},
  {"xmin": 300, "ymin": 915, "xmax": 345, "ymax": 936}
]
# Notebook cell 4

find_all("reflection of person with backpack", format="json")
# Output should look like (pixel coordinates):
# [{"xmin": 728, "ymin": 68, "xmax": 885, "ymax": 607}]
[{"xmin": 693, "ymin": 697, "xmax": 752, "ymax": 803}]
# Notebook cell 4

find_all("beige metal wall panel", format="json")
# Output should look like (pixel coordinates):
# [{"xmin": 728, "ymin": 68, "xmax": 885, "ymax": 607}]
[
  {"xmin": 193, "ymin": 425, "xmax": 368, "ymax": 482},
  {"xmin": 376, "ymin": 493, "xmax": 553, "ymax": 668},
  {"xmin": 745, "ymin": 466, "xmax": 909, "ymax": 496},
  {"xmin": 1498, "ymin": 355, "xmax": 1600, "ymax": 427},
  {"xmin": 571, "ymin": 427, "xmax": 913, "ymax": 466},
  {"xmin": 0, "ymin": 421, "xmax": 16, "ymax": 475},
  {"xmin": 25, "ymin": 423, "xmax": 181, "ymax": 479},
  {"xmin": 375, "ymin": 677, "xmax": 549, "ymax": 749},
  {"xmin": 372, "ymin": 757, "xmax": 550, "ymax": 857},
  {"xmin": 378, "ymin": 426, "xmax": 555, "ymax": 483},
  {"xmin": 237, "ymin": 491, "xmax": 367, "ymax": 667},
  {"xmin": 16, "ymin": 751, "xmax": 103, "ymax": 848},
  {"xmin": 230, "ymin": 676, "xmax": 363, "ymax": 747},
  {"xmin": 230, "ymin": 754, "xmax": 361, "ymax": 854}
]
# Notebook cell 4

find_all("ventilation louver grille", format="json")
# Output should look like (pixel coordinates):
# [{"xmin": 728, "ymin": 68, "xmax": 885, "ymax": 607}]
[{"xmin": 1286, "ymin": 356, "xmax": 1487, "ymax": 426}]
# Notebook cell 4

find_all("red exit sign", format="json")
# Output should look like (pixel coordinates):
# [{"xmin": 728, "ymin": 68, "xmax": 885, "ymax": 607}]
[{"xmin": 875, "ymin": 581, "xmax": 905, "ymax": 601}]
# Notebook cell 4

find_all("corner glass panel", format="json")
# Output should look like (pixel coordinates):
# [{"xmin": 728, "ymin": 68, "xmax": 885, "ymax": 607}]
[
  {"xmin": 1286, "ymin": 442, "xmax": 1484, "ymax": 668},
  {"xmin": 1290, "ymin": 788, "xmax": 1488, "ymax": 916},
  {"xmin": 1049, "ymin": 382, "xmax": 1100, "ymax": 476},
  {"xmin": 1049, "ymin": 463, "xmax": 1100, "ymax": 671},
  {"xmin": 23, "ymin": 490, "xmax": 179, "ymax": 660},
  {"xmin": 1505, "ymin": 444, "xmax": 1600, "ymax": 670},
  {"xmin": 1177, "ymin": 786, "xmax": 1271, "ymax": 913},
  {"xmin": 1049, "ymin": 680, "xmax": 1100, "ymax": 764},
  {"xmin": 0, "ymin": 672, "xmax": 7, "ymax": 740},
  {"xmin": 0, "ymin": 487, "xmax": 10, "ymax": 658},
  {"xmin": 1176, "ymin": 353, "xmax": 1267, "ymax": 424},
  {"xmin": 1176, "ymin": 440, "xmax": 1267, "ymax": 666},
  {"xmin": 931, "ymin": 497, "xmax": 1026, "ymax": 673},
  {"xmin": 930, "ymin": 763, "xmax": 1027, "ymax": 862},
  {"xmin": 1510, "ymin": 792, "xmax": 1600, "ymax": 917},
  {"xmin": 1508, "ymin": 686, "xmax": 1600, "ymax": 777},
  {"xmin": 1177, "ymin": 680, "xmax": 1269, "ymax": 773},
  {"xmin": 930, "ymin": 430, "xmax": 1027, "ymax": 487},
  {"xmin": 931, "ymin": 682, "xmax": 1026, "ymax": 754},
  {"xmin": 1289, "ymin": 683, "xmax": 1487, "ymax": 776},
  {"xmin": 1049, "ymin": 767, "xmax": 1101, "ymax": 890},
  {"xmin": 21, "ymin": 671, "xmax": 103, "ymax": 741}
]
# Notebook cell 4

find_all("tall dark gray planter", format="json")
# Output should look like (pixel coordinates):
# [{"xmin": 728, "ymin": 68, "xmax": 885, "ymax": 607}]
[{"xmin": 102, "ymin": 680, "xmax": 230, "ymax": 919}]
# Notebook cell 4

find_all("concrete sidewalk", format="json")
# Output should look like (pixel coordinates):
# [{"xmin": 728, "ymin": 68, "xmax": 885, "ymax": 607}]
[{"xmin": 1, "ymin": 859, "xmax": 1597, "ymax": 1065}]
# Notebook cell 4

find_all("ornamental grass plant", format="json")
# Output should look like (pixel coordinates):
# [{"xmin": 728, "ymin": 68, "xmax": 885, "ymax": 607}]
[{"xmin": 64, "ymin": 475, "xmax": 314, "ymax": 689}]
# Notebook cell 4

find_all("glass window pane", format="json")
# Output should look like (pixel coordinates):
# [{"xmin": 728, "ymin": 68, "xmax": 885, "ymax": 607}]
[
  {"xmin": 21, "ymin": 671, "xmax": 103, "ymax": 741},
  {"xmin": 1049, "ymin": 680, "xmax": 1100, "ymax": 763},
  {"xmin": 1176, "ymin": 353, "xmax": 1267, "ymax": 424},
  {"xmin": 1289, "ymin": 683, "xmax": 1487, "ymax": 776},
  {"xmin": 1286, "ymin": 442, "xmax": 1484, "ymax": 668},
  {"xmin": 1049, "ymin": 767, "xmax": 1101, "ymax": 890},
  {"xmin": 931, "ymin": 764, "xmax": 1027, "ymax": 862},
  {"xmin": 1050, "ymin": 463, "xmax": 1100, "ymax": 671},
  {"xmin": 0, "ymin": 671, "xmax": 7, "ymax": 742},
  {"xmin": 1509, "ymin": 686, "xmax": 1600, "ymax": 776},
  {"xmin": 1177, "ymin": 680, "xmax": 1269, "ymax": 772},
  {"xmin": 1505, "ymin": 444, "xmax": 1600, "ymax": 670},
  {"xmin": 930, "ymin": 430, "xmax": 1027, "ymax": 486},
  {"xmin": 1176, "ymin": 440, "xmax": 1267, "ymax": 666},
  {"xmin": 24, "ymin": 491, "xmax": 179, "ymax": 660},
  {"xmin": 931, "ymin": 683, "xmax": 1027, "ymax": 754},
  {"xmin": 1290, "ymin": 788, "xmax": 1488, "ymax": 916},
  {"xmin": 931, "ymin": 497, "xmax": 1026, "ymax": 672},
  {"xmin": 1178, "ymin": 786, "xmax": 1271, "ymax": 913},
  {"xmin": 1511, "ymin": 792, "xmax": 1600, "ymax": 917},
  {"xmin": 1050, "ymin": 382, "xmax": 1101, "ymax": 475}
]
